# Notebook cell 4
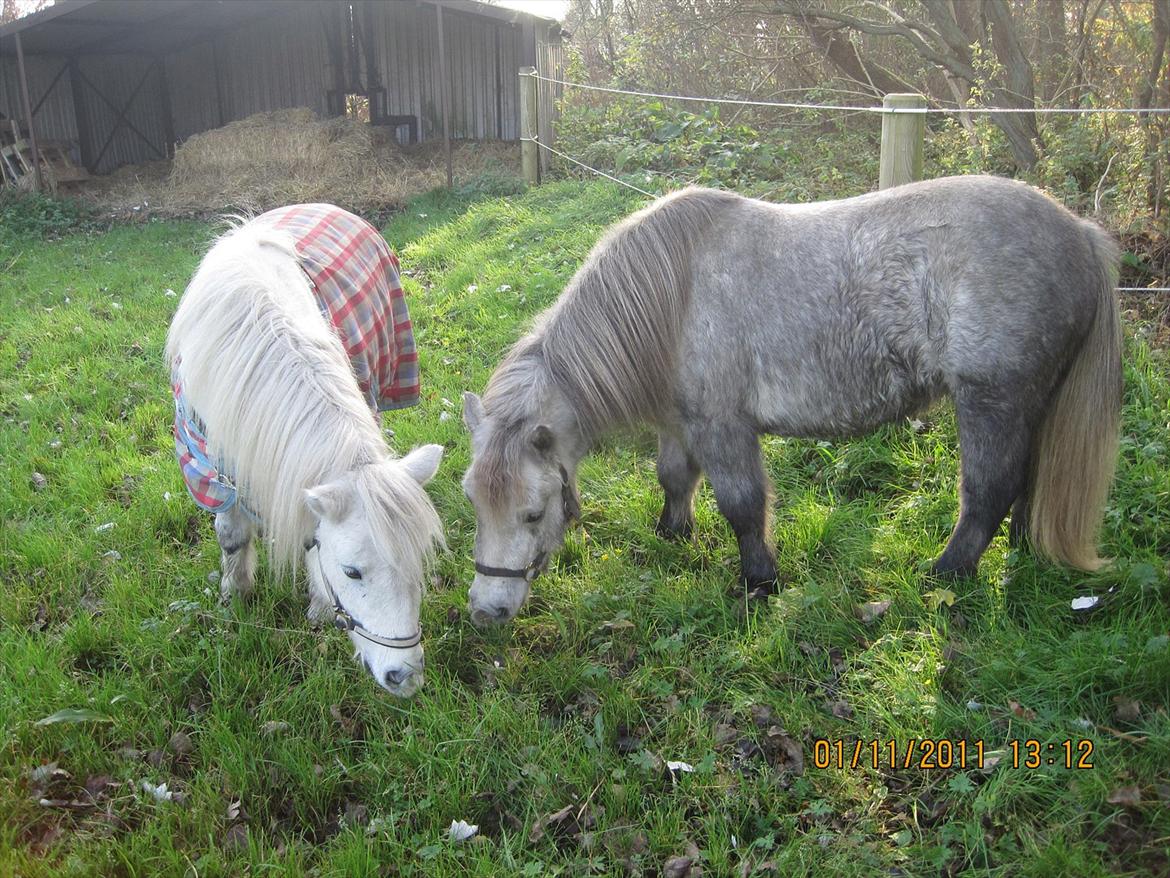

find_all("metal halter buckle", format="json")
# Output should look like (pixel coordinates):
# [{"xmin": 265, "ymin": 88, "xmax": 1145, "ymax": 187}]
[{"xmin": 306, "ymin": 539, "xmax": 422, "ymax": 649}]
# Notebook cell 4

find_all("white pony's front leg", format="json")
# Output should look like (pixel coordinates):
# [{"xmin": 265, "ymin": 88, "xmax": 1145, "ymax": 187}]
[{"xmin": 214, "ymin": 505, "xmax": 256, "ymax": 602}]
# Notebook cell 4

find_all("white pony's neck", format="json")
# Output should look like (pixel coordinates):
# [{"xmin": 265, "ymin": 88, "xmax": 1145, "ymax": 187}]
[{"xmin": 165, "ymin": 224, "xmax": 386, "ymax": 573}]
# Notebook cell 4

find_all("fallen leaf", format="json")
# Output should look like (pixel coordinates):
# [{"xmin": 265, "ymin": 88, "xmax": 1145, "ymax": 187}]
[
  {"xmin": 1008, "ymin": 700, "xmax": 1036, "ymax": 721},
  {"xmin": 1112, "ymin": 696, "xmax": 1142, "ymax": 723},
  {"xmin": 168, "ymin": 731, "xmax": 194, "ymax": 757},
  {"xmin": 666, "ymin": 760, "xmax": 694, "ymax": 774},
  {"xmin": 31, "ymin": 472, "xmax": 48, "ymax": 491},
  {"xmin": 226, "ymin": 800, "xmax": 242, "ymax": 821},
  {"xmin": 827, "ymin": 700, "xmax": 854, "ymax": 720},
  {"xmin": 1107, "ymin": 785, "xmax": 1142, "ymax": 807},
  {"xmin": 222, "ymin": 822, "xmax": 249, "ymax": 851},
  {"xmin": 448, "ymin": 819, "xmax": 478, "ymax": 842},
  {"xmin": 713, "ymin": 722, "xmax": 738, "ymax": 747},
  {"xmin": 856, "ymin": 600, "xmax": 891, "ymax": 623},
  {"xmin": 663, "ymin": 855, "xmax": 694, "ymax": 878},
  {"xmin": 601, "ymin": 618, "xmax": 635, "ymax": 631},
  {"xmin": 925, "ymin": 588, "xmax": 956, "ymax": 610},
  {"xmin": 260, "ymin": 721, "xmax": 290, "ymax": 736},
  {"xmin": 35, "ymin": 708, "xmax": 114, "ymax": 726}
]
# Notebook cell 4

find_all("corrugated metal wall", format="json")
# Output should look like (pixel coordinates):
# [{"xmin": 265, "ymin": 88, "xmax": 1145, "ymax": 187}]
[
  {"xmin": 1, "ymin": 54, "xmax": 78, "ymax": 152},
  {"xmin": 369, "ymin": 2, "xmax": 522, "ymax": 141},
  {"xmin": 78, "ymin": 54, "xmax": 168, "ymax": 173},
  {"xmin": 1, "ymin": 1, "xmax": 554, "ymax": 177}
]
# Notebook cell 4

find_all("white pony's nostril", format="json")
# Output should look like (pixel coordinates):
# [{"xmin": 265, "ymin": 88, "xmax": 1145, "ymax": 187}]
[{"xmin": 384, "ymin": 667, "xmax": 410, "ymax": 687}]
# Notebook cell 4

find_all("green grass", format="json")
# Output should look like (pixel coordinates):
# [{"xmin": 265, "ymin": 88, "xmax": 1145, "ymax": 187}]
[{"xmin": 2, "ymin": 182, "xmax": 1169, "ymax": 877}]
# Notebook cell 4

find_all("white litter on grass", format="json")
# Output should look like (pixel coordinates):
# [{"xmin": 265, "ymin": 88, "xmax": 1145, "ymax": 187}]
[
  {"xmin": 440, "ymin": 397, "xmax": 454, "ymax": 409},
  {"xmin": 966, "ymin": 700, "xmax": 983, "ymax": 711},
  {"xmin": 141, "ymin": 780, "xmax": 174, "ymax": 802},
  {"xmin": 1071, "ymin": 595, "xmax": 1101, "ymax": 611},
  {"xmin": 439, "ymin": 411, "xmax": 452, "ymax": 422},
  {"xmin": 102, "ymin": 550, "xmax": 122, "ymax": 562},
  {"xmin": 497, "ymin": 283, "xmax": 512, "ymax": 292},
  {"xmin": 666, "ymin": 761, "xmax": 694, "ymax": 773},
  {"xmin": 165, "ymin": 289, "xmax": 177, "ymax": 297},
  {"xmin": 467, "ymin": 284, "xmax": 478, "ymax": 294},
  {"xmin": 164, "ymin": 491, "xmax": 172, "ymax": 501},
  {"xmin": 111, "ymin": 302, "xmax": 122, "ymax": 310},
  {"xmin": 95, "ymin": 522, "xmax": 115, "ymax": 533},
  {"xmin": 447, "ymin": 819, "xmax": 478, "ymax": 842}
]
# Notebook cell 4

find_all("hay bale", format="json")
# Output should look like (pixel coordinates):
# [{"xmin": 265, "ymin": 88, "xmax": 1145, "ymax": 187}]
[{"xmin": 77, "ymin": 108, "xmax": 521, "ymax": 218}]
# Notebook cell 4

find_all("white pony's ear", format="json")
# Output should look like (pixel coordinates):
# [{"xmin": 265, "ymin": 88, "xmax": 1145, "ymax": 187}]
[
  {"xmin": 401, "ymin": 444, "xmax": 444, "ymax": 485},
  {"xmin": 305, "ymin": 481, "xmax": 353, "ymax": 523},
  {"xmin": 463, "ymin": 392, "xmax": 485, "ymax": 433}
]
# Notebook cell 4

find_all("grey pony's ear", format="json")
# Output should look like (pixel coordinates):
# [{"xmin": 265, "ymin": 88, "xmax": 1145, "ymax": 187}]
[
  {"xmin": 530, "ymin": 424, "xmax": 555, "ymax": 456},
  {"xmin": 304, "ymin": 480, "xmax": 353, "ymax": 523},
  {"xmin": 400, "ymin": 444, "xmax": 444, "ymax": 485},
  {"xmin": 463, "ymin": 391, "xmax": 485, "ymax": 433}
]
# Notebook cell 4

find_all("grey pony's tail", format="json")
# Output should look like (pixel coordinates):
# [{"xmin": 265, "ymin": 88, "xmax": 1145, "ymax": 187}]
[{"xmin": 1027, "ymin": 225, "xmax": 1122, "ymax": 570}]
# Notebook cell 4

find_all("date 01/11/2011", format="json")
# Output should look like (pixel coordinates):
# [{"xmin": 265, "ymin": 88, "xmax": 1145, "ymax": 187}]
[{"xmin": 812, "ymin": 738, "xmax": 1094, "ymax": 771}]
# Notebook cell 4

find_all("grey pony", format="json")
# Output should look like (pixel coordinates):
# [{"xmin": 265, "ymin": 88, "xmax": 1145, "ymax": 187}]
[{"xmin": 462, "ymin": 175, "xmax": 1122, "ymax": 625}]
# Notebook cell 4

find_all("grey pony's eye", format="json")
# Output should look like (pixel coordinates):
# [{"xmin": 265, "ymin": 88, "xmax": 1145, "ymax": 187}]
[
  {"xmin": 525, "ymin": 510, "xmax": 544, "ymax": 525},
  {"xmin": 342, "ymin": 566, "xmax": 363, "ymax": 580}
]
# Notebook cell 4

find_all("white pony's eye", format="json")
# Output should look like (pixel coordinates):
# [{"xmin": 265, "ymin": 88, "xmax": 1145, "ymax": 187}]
[
  {"xmin": 343, "ymin": 566, "xmax": 363, "ymax": 580},
  {"xmin": 525, "ymin": 510, "xmax": 544, "ymax": 524}
]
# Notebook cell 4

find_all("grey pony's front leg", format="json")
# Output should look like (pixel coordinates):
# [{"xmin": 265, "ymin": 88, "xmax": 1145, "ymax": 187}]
[
  {"xmin": 685, "ymin": 418, "xmax": 779, "ymax": 596},
  {"xmin": 655, "ymin": 431, "xmax": 702, "ymax": 539},
  {"xmin": 214, "ymin": 504, "xmax": 256, "ymax": 603}
]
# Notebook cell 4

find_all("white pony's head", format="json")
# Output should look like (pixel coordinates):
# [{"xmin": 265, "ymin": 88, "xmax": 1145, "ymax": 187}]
[{"xmin": 305, "ymin": 445, "xmax": 444, "ymax": 697}]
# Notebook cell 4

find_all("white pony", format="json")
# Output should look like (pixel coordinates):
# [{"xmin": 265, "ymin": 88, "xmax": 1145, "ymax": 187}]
[{"xmin": 166, "ymin": 204, "xmax": 444, "ymax": 696}]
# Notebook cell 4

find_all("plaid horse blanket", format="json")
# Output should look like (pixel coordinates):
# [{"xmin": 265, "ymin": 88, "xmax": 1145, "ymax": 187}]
[{"xmin": 172, "ymin": 204, "xmax": 419, "ymax": 514}]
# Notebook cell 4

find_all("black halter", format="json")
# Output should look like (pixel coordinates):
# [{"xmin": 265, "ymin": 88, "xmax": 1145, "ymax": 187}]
[
  {"xmin": 305, "ymin": 539, "xmax": 422, "ymax": 649},
  {"xmin": 473, "ymin": 464, "xmax": 575, "ymax": 582}
]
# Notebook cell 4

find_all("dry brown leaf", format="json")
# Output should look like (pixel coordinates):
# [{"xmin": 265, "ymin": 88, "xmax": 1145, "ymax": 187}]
[{"xmin": 856, "ymin": 600, "xmax": 891, "ymax": 623}]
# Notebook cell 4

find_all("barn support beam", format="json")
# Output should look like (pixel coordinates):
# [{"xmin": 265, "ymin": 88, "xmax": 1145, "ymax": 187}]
[
  {"xmin": 68, "ymin": 57, "xmax": 96, "ymax": 172},
  {"xmin": 14, "ymin": 31, "xmax": 45, "ymax": 191},
  {"xmin": 436, "ymin": 2, "xmax": 452, "ymax": 188},
  {"xmin": 157, "ymin": 56, "xmax": 175, "ymax": 158}
]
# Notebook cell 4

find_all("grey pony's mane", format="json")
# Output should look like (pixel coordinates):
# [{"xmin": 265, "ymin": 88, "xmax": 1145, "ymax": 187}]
[
  {"xmin": 165, "ymin": 222, "xmax": 442, "ymax": 577},
  {"xmin": 475, "ymin": 187, "xmax": 737, "ymax": 503}
]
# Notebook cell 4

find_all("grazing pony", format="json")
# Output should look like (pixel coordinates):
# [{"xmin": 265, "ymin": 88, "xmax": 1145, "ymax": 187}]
[
  {"xmin": 167, "ymin": 204, "xmax": 444, "ymax": 696},
  {"xmin": 462, "ymin": 175, "xmax": 1121, "ymax": 625}
]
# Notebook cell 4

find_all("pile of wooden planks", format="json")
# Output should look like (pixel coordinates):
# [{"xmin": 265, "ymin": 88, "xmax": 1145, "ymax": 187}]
[{"xmin": 1, "ymin": 119, "xmax": 89, "ymax": 191}]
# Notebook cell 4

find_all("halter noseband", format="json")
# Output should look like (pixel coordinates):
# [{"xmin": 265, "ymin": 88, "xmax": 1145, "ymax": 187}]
[
  {"xmin": 306, "ymin": 539, "xmax": 422, "ymax": 649},
  {"xmin": 473, "ymin": 464, "xmax": 575, "ymax": 583}
]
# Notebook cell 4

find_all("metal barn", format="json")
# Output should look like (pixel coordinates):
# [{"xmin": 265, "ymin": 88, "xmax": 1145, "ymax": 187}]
[{"xmin": 0, "ymin": 0, "xmax": 563, "ymax": 185}]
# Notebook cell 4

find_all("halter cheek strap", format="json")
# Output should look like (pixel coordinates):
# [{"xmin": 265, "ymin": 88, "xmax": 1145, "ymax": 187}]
[
  {"xmin": 472, "ymin": 464, "xmax": 575, "ymax": 582},
  {"xmin": 306, "ymin": 539, "xmax": 422, "ymax": 649}
]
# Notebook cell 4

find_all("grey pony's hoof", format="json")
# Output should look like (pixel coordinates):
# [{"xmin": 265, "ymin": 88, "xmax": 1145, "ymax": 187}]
[{"xmin": 654, "ymin": 516, "xmax": 693, "ymax": 541}]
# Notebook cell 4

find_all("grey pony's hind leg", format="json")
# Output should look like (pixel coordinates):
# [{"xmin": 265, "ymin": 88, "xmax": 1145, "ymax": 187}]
[
  {"xmin": 1009, "ymin": 491, "xmax": 1030, "ymax": 548},
  {"xmin": 655, "ymin": 431, "xmax": 701, "ymax": 539},
  {"xmin": 214, "ymin": 504, "xmax": 257, "ymax": 602},
  {"xmin": 932, "ymin": 391, "xmax": 1035, "ymax": 578},
  {"xmin": 686, "ymin": 419, "xmax": 778, "ymax": 596}
]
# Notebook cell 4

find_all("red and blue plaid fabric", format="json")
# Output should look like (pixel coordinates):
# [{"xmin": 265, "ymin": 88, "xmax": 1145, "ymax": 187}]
[{"xmin": 172, "ymin": 204, "xmax": 419, "ymax": 515}]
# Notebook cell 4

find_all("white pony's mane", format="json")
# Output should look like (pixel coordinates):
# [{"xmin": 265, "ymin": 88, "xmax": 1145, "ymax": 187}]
[{"xmin": 165, "ymin": 221, "xmax": 441, "ymax": 575}]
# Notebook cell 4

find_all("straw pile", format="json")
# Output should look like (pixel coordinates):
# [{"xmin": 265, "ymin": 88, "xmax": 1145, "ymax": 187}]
[{"xmin": 79, "ymin": 108, "xmax": 520, "ymax": 217}]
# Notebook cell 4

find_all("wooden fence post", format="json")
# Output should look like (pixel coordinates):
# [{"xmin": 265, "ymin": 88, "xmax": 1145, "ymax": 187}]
[
  {"xmin": 520, "ymin": 66, "xmax": 539, "ymax": 185},
  {"xmin": 879, "ymin": 93, "xmax": 925, "ymax": 190}
]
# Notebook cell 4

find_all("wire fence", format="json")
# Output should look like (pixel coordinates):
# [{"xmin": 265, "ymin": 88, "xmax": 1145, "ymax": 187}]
[
  {"xmin": 525, "ymin": 70, "xmax": 1170, "ymax": 116},
  {"xmin": 521, "ymin": 71, "xmax": 1170, "ymax": 294}
]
